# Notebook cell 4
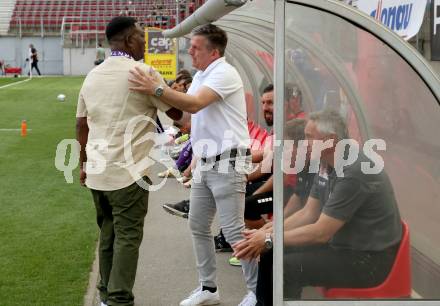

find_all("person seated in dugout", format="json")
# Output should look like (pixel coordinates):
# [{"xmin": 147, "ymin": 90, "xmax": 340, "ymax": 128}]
[
  {"xmin": 229, "ymin": 117, "xmax": 316, "ymax": 289},
  {"xmin": 233, "ymin": 108, "xmax": 402, "ymax": 306},
  {"xmin": 242, "ymin": 82, "xmax": 309, "ymax": 230},
  {"xmin": 171, "ymin": 74, "xmax": 193, "ymax": 93},
  {"xmin": 244, "ymin": 118, "xmax": 315, "ymax": 230},
  {"xmin": 285, "ymin": 83, "xmax": 306, "ymax": 120},
  {"xmin": 172, "ymin": 74, "xmax": 193, "ymax": 136}
]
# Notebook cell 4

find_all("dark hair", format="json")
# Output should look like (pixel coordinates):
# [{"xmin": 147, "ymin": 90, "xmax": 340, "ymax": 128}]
[
  {"xmin": 180, "ymin": 76, "xmax": 193, "ymax": 88},
  {"xmin": 191, "ymin": 24, "xmax": 227, "ymax": 56},
  {"xmin": 175, "ymin": 74, "xmax": 192, "ymax": 84},
  {"xmin": 177, "ymin": 69, "xmax": 191, "ymax": 78},
  {"xmin": 285, "ymin": 83, "xmax": 302, "ymax": 105},
  {"xmin": 285, "ymin": 118, "xmax": 306, "ymax": 143},
  {"xmin": 106, "ymin": 16, "xmax": 137, "ymax": 42},
  {"xmin": 263, "ymin": 84, "xmax": 273, "ymax": 94}
]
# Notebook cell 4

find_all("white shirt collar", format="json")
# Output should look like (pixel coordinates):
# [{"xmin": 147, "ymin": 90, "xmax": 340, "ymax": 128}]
[{"xmin": 199, "ymin": 57, "xmax": 226, "ymax": 77}]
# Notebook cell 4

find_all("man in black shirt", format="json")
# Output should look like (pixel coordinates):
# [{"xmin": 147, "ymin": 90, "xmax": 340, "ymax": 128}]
[
  {"xmin": 234, "ymin": 109, "xmax": 402, "ymax": 305},
  {"xmin": 28, "ymin": 44, "xmax": 41, "ymax": 76},
  {"xmin": 233, "ymin": 118, "xmax": 315, "ymax": 304}
]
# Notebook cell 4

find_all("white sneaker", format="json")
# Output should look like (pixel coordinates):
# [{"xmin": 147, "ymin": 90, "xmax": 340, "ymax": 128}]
[
  {"xmin": 179, "ymin": 286, "xmax": 220, "ymax": 306},
  {"xmin": 238, "ymin": 291, "xmax": 257, "ymax": 306},
  {"xmin": 100, "ymin": 302, "xmax": 107, "ymax": 306}
]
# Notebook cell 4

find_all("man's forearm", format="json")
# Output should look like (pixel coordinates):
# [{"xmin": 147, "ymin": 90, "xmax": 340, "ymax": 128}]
[
  {"xmin": 284, "ymin": 223, "xmax": 328, "ymax": 246},
  {"xmin": 251, "ymin": 150, "xmax": 264, "ymax": 163},
  {"xmin": 248, "ymin": 150, "xmax": 273, "ymax": 182},
  {"xmin": 283, "ymin": 194, "xmax": 302, "ymax": 217},
  {"xmin": 284, "ymin": 197, "xmax": 321, "ymax": 231},
  {"xmin": 182, "ymin": 157, "xmax": 194, "ymax": 178},
  {"xmin": 76, "ymin": 118, "xmax": 89, "ymax": 169},
  {"xmin": 160, "ymin": 87, "xmax": 202, "ymax": 114},
  {"xmin": 283, "ymin": 207, "xmax": 318, "ymax": 231},
  {"xmin": 247, "ymin": 162, "xmax": 263, "ymax": 182},
  {"xmin": 253, "ymin": 175, "xmax": 273, "ymax": 195},
  {"xmin": 129, "ymin": 67, "xmax": 219, "ymax": 114}
]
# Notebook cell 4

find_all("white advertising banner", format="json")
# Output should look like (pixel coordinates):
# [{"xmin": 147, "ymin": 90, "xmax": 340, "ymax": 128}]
[
  {"xmin": 358, "ymin": 0, "xmax": 427, "ymax": 40},
  {"xmin": 431, "ymin": 0, "xmax": 440, "ymax": 60}
]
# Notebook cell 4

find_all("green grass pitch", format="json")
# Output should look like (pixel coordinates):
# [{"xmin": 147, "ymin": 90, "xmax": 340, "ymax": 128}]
[{"xmin": 0, "ymin": 77, "xmax": 97, "ymax": 306}]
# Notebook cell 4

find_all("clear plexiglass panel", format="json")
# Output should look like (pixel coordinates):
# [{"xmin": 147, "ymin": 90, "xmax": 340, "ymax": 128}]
[
  {"xmin": 283, "ymin": 1, "xmax": 440, "ymax": 301},
  {"xmin": 226, "ymin": 32, "xmax": 273, "ymax": 125}
]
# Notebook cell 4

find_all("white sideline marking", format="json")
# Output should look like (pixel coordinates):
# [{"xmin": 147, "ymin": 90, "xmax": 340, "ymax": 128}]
[
  {"xmin": 0, "ymin": 129, "xmax": 33, "ymax": 131},
  {"xmin": 0, "ymin": 78, "xmax": 31, "ymax": 89}
]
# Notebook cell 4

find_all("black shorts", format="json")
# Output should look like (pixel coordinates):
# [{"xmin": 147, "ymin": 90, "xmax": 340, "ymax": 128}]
[
  {"xmin": 244, "ymin": 186, "xmax": 295, "ymax": 220},
  {"xmin": 244, "ymin": 191, "xmax": 273, "ymax": 220}
]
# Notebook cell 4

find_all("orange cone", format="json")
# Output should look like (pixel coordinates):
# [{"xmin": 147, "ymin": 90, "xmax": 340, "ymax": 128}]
[{"xmin": 21, "ymin": 120, "xmax": 27, "ymax": 137}]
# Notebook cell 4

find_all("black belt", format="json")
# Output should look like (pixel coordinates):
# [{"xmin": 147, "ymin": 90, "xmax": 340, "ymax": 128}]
[{"xmin": 201, "ymin": 148, "xmax": 250, "ymax": 163}]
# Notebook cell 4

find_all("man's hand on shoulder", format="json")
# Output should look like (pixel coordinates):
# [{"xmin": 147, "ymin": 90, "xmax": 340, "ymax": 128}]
[
  {"xmin": 129, "ymin": 66, "xmax": 219, "ymax": 114},
  {"xmin": 129, "ymin": 66, "xmax": 160, "ymax": 95}
]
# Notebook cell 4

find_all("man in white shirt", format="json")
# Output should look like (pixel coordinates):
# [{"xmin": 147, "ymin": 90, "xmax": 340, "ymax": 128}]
[{"xmin": 129, "ymin": 24, "xmax": 258, "ymax": 306}]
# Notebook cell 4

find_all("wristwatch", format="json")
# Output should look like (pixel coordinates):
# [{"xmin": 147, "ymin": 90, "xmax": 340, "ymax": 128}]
[
  {"xmin": 264, "ymin": 232, "xmax": 273, "ymax": 250},
  {"xmin": 154, "ymin": 85, "xmax": 164, "ymax": 97}
]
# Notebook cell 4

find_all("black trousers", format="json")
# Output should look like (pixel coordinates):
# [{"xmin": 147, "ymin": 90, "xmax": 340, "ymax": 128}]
[
  {"xmin": 30, "ymin": 61, "xmax": 41, "ymax": 75},
  {"xmin": 245, "ymin": 179, "xmax": 267, "ymax": 197},
  {"xmin": 245, "ymin": 186, "xmax": 294, "ymax": 221},
  {"xmin": 256, "ymin": 244, "xmax": 398, "ymax": 306},
  {"xmin": 245, "ymin": 191, "xmax": 273, "ymax": 220}
]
